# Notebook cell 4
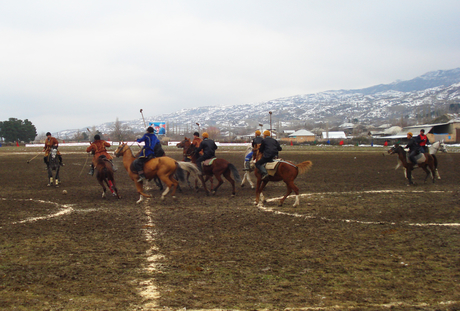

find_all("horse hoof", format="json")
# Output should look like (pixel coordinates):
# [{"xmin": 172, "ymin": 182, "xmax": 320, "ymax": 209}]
[
  {"xmin": 161, "ymin": 196, "xmax": 165, "ymax": 201},
  {"xmin": 240, "ymin": 184, "xmax": 244, "ymax": 187},
  {"xmin": 172, "ymin": 196, "xmax": 177, "ymax": 200},
  {"xmin": 211, "ymin": 191, "xmax": 216, "ymax": 195},
  {"xmin": 47, "ymin": 184, "xmax": 51, "ymax": 187}
]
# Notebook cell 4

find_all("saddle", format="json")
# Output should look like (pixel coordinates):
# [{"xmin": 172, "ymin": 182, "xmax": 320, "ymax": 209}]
[
  {"xmin": 407, "ymin": 153, "xmax": 426, "ymax": 164},
  {"xmin": 203, "ymin": 158, "xmax": 217, "ymax": 166},
  {"xmin": 264, "ymin": 159, "xmax": 281, "ymax": 176}
]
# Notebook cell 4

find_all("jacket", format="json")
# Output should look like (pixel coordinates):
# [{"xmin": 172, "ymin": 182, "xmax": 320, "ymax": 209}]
[
  {"xmin": 259, "ymin": 136, "xmax": 282, "ymax": 159},
  {"xmin": 406, "ymin": 137, "xmax": 421, "ymax": 153},
  {"xmin": 44, "ymin": 136, "xmax": 61, "ymax": 156},
  {"xmin": 137, "ymin": 133, "xmax": 160, "ymax": 158},
  {"xmin": 196, "ymin": 138, "xmax": 218, "ymax": 157},
  {"xmin": 252, "ymin": 136, "xmax": 263, "ymax": 147},
  {"xmin": 87, "ymin": 140, "xmax": 113, "ymax": 164},
  {"xmin": 192, "ymin": 137, "xmax": 204, "ymax": 155},
  {"xmin": 418, "ymin": 134, "xmax": 429, "ymax": 148}
]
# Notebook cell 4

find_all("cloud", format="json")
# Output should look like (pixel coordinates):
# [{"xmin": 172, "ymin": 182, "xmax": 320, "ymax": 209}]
[{"xmin": 1, "ymin": 0, "xmax": 460, "ymax": 134}]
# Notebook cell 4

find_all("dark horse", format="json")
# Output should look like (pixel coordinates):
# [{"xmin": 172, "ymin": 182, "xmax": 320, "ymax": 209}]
[
  {"xmin": 180, "ymin": 139, "xmax": 241, "ymax": 196},
  {"xmin": 46, "ymin": 147, "xmax": 60, "ymax": 187},
  {"xmin": 94, "ymin": 155, "xmax": 120, "ymax": 199},
  {"xmin": 388, "ymin": 144, "xmax": 436, "ymax": 185},
  {"xmin": 253, "ymin": 147, "xmax": 312, "ymax": 207}
]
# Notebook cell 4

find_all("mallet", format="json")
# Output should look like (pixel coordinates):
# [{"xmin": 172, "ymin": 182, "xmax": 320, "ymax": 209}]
[{"xmin": 27, "ymin": 153, "xmax": 41, "ymax": 164}]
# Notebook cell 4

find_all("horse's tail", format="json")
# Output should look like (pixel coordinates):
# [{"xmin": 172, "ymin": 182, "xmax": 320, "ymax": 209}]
[
  {"xmin": 228, "ymin": 163, "xmax": 241, "ymax": 183},
  {"xmin": 178, "ymin": 161, "xmax": 200, "ymax": 177},
  {"xmin": 296, "ymin": 161, "xmax": 313, "ymax": 175},
  {"xmin": 175, "ymin": 162, "xmax": 186, "ymax": 182}
]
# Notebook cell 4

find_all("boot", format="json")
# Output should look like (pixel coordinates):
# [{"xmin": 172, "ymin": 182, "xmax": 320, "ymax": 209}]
[
  {"xmin": 259, "ymin": 166, "xmax": 269, "ymax": 180},
  {"xmin": 137, "ymin": 171, "xmax": 147, "ymax": 182}
]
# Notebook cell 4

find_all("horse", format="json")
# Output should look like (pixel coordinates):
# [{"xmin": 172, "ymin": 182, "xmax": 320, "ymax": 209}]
[
  {"xmin": 114, "ymin": 143, "xmax": 185, "ymax": 203},
  {"xmin": 240, "ymin": 144, "xmax": 255, "ymax": 189},
  {"xmin": 94, "ymin": 155, "xmax": 120, "ymax": 199},
  {"xmin": 388, "ymin": 144, "xmax": 436, "ymax": 185},
  {"xmin": 394, "ymin": 140, "xmax": 447, "ymax": 180},
  {"xmin": 176, "ymin": 137, "xmax": 211, "ymax": 191},
  {"xmin": 253, "ymin": 147, "xmax": 312, "ymax": 207},
  {"xmin": 46, "ymin": 147, "xmax": 61, "ymax": 187},
  {"xmin": 181, "ymin": 140, "xmax": 241, "ymax": 196}
]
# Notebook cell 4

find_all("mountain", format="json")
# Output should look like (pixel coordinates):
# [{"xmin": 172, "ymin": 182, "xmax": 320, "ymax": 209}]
[{"xmin": 58, "ymin": 68, "xmax": 460, "ymax": 138}]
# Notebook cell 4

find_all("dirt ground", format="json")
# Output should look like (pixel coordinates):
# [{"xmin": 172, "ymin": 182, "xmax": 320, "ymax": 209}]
[{"xmin": 1, "ymin": 145, "xmax": 459, "ymax": 311}]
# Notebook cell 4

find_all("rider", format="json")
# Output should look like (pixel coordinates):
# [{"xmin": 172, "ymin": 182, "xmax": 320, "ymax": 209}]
[
  {"xmin": 133, "ymin": 126, "xmax": 161, "ymax": 182},
  {"xmin": 417, "ymin": 129, "xmax": 430, "ymax": 153},
  {"xmin": 195, "ymin": 132, "xmax": 218, "ymax": 175},
  {"xmin": 243, "ymin": 130, "xmax": 263, "ymax": 171},
  {"xmin": 86, "ymin": 134, "xmax": 116, "ymax": 176},
  {"xmin": 405, "ymin": 132, "xmax": 421, "ymax": 165},
  {"xmin": 255, "ymin": 130, "xmax": 282, "ymax": 180},
  {"xmin": 43, "ymin": 132, "xmax": 63, "ymax": 166},
  {"xmin": 192, "ymin": 132, "xmax": 204, "ymax": 157}
]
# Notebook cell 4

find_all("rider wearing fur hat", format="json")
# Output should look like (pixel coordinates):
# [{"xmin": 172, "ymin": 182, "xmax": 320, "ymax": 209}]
[
  {"xmin": 195, "ymin": 132, "xmax": 218, "ymax": 174},
  {"xmin": 405, "ymin": 132, "xmax": 421, "ymax": 165},
  {"xmin": 133, "ymin": 126, "xmax": 161, "ymax": 182},
  {"xmin": 43, "ymin": 132, "xmax": 63, "ymax": 166},
  {"xmin": 86, "ymin": 134, "xmax": 115, "ymax": 176},
  {"xmin": 255, "ymin": 130, "xmax": 282, "ymax": 180}
]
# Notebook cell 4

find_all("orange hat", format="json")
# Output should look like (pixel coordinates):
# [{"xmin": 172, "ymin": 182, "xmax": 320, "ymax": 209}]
[
  {"xmin": 263, "ymin": 130, "xmax": 270, "ymax": 136},
  {"xmin": 255, "ymin": 130, "xmax": 261, "ymax": 136},
  {"xmin": 407, "ymin": 132, "xmax": 413, "ymax": 137},
  {"xmin": 202, "ymin": 132, "xmax": 209, "ymax": 138}
]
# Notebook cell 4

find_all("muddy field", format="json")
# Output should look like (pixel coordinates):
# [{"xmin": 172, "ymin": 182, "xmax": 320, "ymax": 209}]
[{"xmin": 1, "ymin": 145, "xmax": 460, "ymax": 310}]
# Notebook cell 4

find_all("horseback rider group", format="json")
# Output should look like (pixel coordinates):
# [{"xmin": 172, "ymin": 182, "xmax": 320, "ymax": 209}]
[
  {"xmin": 255, "ymin": 130, "xmax": 282, "ymax": 181},
  {"xmin": 405, "ymin": 129, "xmax": 431, "ymax": 165}
]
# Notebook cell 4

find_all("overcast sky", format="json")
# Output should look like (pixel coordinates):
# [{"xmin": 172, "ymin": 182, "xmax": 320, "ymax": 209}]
[{"xmin": 1, "ymin": 0, "xmax": 460, "ymax": 134}]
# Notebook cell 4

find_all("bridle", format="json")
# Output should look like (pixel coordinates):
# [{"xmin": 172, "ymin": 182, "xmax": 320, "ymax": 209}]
[{"xmin": 114, "ymin": 143, "xmax": 128, "ymax": 157}]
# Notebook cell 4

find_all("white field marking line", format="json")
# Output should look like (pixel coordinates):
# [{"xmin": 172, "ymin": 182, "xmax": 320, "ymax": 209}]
[
  {"xmin": 261, "ymin": 190, "xmax": 460, "ymax": 227},
  {"xmin": 137, "ymin": 203, "xmax": 161, "ymax": 309},
  {"xmin": 0, "ymin": 198, "xmax": 75, "ymax": 225}
]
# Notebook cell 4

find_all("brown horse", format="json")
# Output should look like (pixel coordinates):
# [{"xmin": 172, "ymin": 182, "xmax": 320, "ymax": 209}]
[
  {"xmin": 180, "ymin": 139, "xmax": 241, "ymax": 196},
  {"xmin": 94, "ymin": 155, "xmax": 120, "ymax": 199},
  {"xmin": 388, "ymin": 144, "xmax": 436, "ymax": 185},
  {"xmin": 114, "ymin": 143, "xmax": 185, "ymax": 203},
  {"xmin": 253, "ymin": 147, "xmax": 312, "ymax": 207}
]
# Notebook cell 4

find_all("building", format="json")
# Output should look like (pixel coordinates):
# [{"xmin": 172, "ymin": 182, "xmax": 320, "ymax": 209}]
[{"xmin": 282, "ymin": 129, "xmax": 316, "ymax": 143}]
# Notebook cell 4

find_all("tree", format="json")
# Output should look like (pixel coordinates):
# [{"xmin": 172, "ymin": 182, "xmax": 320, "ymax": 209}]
[
  {"xmin": 0, "ymin": 118, "xmax": 37, "ymax": 143},
  {"xmin": 205, "ymin": 126, "xmax": 221, "ymax": 140}
]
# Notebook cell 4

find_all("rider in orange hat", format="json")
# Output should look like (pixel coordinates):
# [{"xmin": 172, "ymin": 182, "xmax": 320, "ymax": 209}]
[
  {"xmin": 255, "ymin": 130, "xmax": 282, "ymax": 180},
  {"xmin": 195, "ymin": 132, "xmax": 218, "ymax": 175},
  {"xmin": 243, "ymin": 130, "xmax": 263, "ymax": 171}
]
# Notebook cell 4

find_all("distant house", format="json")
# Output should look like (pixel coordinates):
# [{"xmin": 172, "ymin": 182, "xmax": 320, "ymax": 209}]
[
  {"xmin": 282, "ymin": 129, "xmax": 316, "ymax": 143},
  {"xmin": 321, "ymin": 131, "xmax": 347, "ymax": 140},
  {"xmin": 375, "ymin": 120, "xmax": 460, "ymax": 143}
]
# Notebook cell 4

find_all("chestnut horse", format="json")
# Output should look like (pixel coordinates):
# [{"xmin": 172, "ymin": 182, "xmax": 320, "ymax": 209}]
[
  {"xmin": 114, "ymin": 143, "xmax": 185, "ymax": 203},
  {"xmin": 253, "ymin": 147, "xmax": 312, "ymax": 207},
  {"xmin": 388, "ymin": 144, "xmax": 436, "ymax": 185},
  {"xmin": 94, "ymin": 155, "xmax": 120, "ymax": 199},
  {"xmin": 179, "ymin": 139, "xmax": 241, "ymax": 196}
]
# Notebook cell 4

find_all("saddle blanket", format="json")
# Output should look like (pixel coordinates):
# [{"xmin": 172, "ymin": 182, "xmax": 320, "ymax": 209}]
[
  {"xmin": 265, "ymin": 160, "xmax": 281, "ymax": 175},
  {"xmin": 203, "ymin": 158, "xmax": 217, "ymax": 166},
  {"xmin": 407, "ymin": 153, "xmax": 426, "ymax": 164}
]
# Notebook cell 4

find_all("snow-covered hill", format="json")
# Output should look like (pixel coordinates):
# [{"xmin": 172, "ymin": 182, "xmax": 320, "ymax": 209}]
[{"xmin": 58, "ymin": 68, "xmax": 460, "ymax": 138}]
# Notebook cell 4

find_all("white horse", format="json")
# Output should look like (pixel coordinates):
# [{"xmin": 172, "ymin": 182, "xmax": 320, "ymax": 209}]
[
  {"xmin": 240, "ymin": 144, "xmax": 255, "ymax": 189},
  {"xmin": 395, "ymin": 140, "xmax": 447, "ymax": 180}
]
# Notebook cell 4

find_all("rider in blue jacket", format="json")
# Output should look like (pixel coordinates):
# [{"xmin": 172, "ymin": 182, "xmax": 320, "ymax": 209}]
[{"xmin": 133, "ymin": 127, "xmax": 161, "ymax": 182}]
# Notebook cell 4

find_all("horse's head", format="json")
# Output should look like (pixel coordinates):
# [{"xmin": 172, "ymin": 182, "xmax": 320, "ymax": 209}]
[
  {"xmin": 176, "ymin": 137, "xmax": 191, "ymax": 149},
  {"xmin": 388, "ymin": 144, "xmax": 401, "ymax": 155},
  {"xmin": 114, "ymin": 143, "xmax": 128, "ymax": 157},
  {"xmin": 439, "ymin": 140, "xmax": 448, "ymax": 153}
]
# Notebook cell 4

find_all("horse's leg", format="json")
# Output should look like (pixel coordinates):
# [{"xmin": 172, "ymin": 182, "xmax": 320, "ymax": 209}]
[
  {"xmin": 210, "ymin": 173, "xmax": 224, "ymax": 195},
  {"xmin": 280, "ymin": 180, "xmax": 299, "ymax": 207},
  {"xmin": 247, "ymin": 171, "xmax": 255, "ymax": 189},
  {"xmin": 99, "ymin": 178, "xmax": 107, "ymax": 198},
  {"xmin": 134, "ymin": 181, "xmax": 152, "ymax": 203},
  {"xmin": 47, "ymin": 166, "xmax": 53, "ymax": 186},
  {"xmin": 241, "ymin": 171, "xmax": 248, "ymax": 187},
  {"xmin": 223, "ymin": 169, "xmax": 236, "ymax": 196},
  {"xmin": 55, "ymin": 167, "xmax": 60, "ymax": 187},
  {"xmin": 255, "ymin": 177, "xmax": 262, "ymax": 206},
  {"xmin": 257, "ymin": 180, "xmax": 269, "ymax": 207},
  {"xmin": 407, "ymin": 167, "xmax": 414, "ymax": 185}
]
